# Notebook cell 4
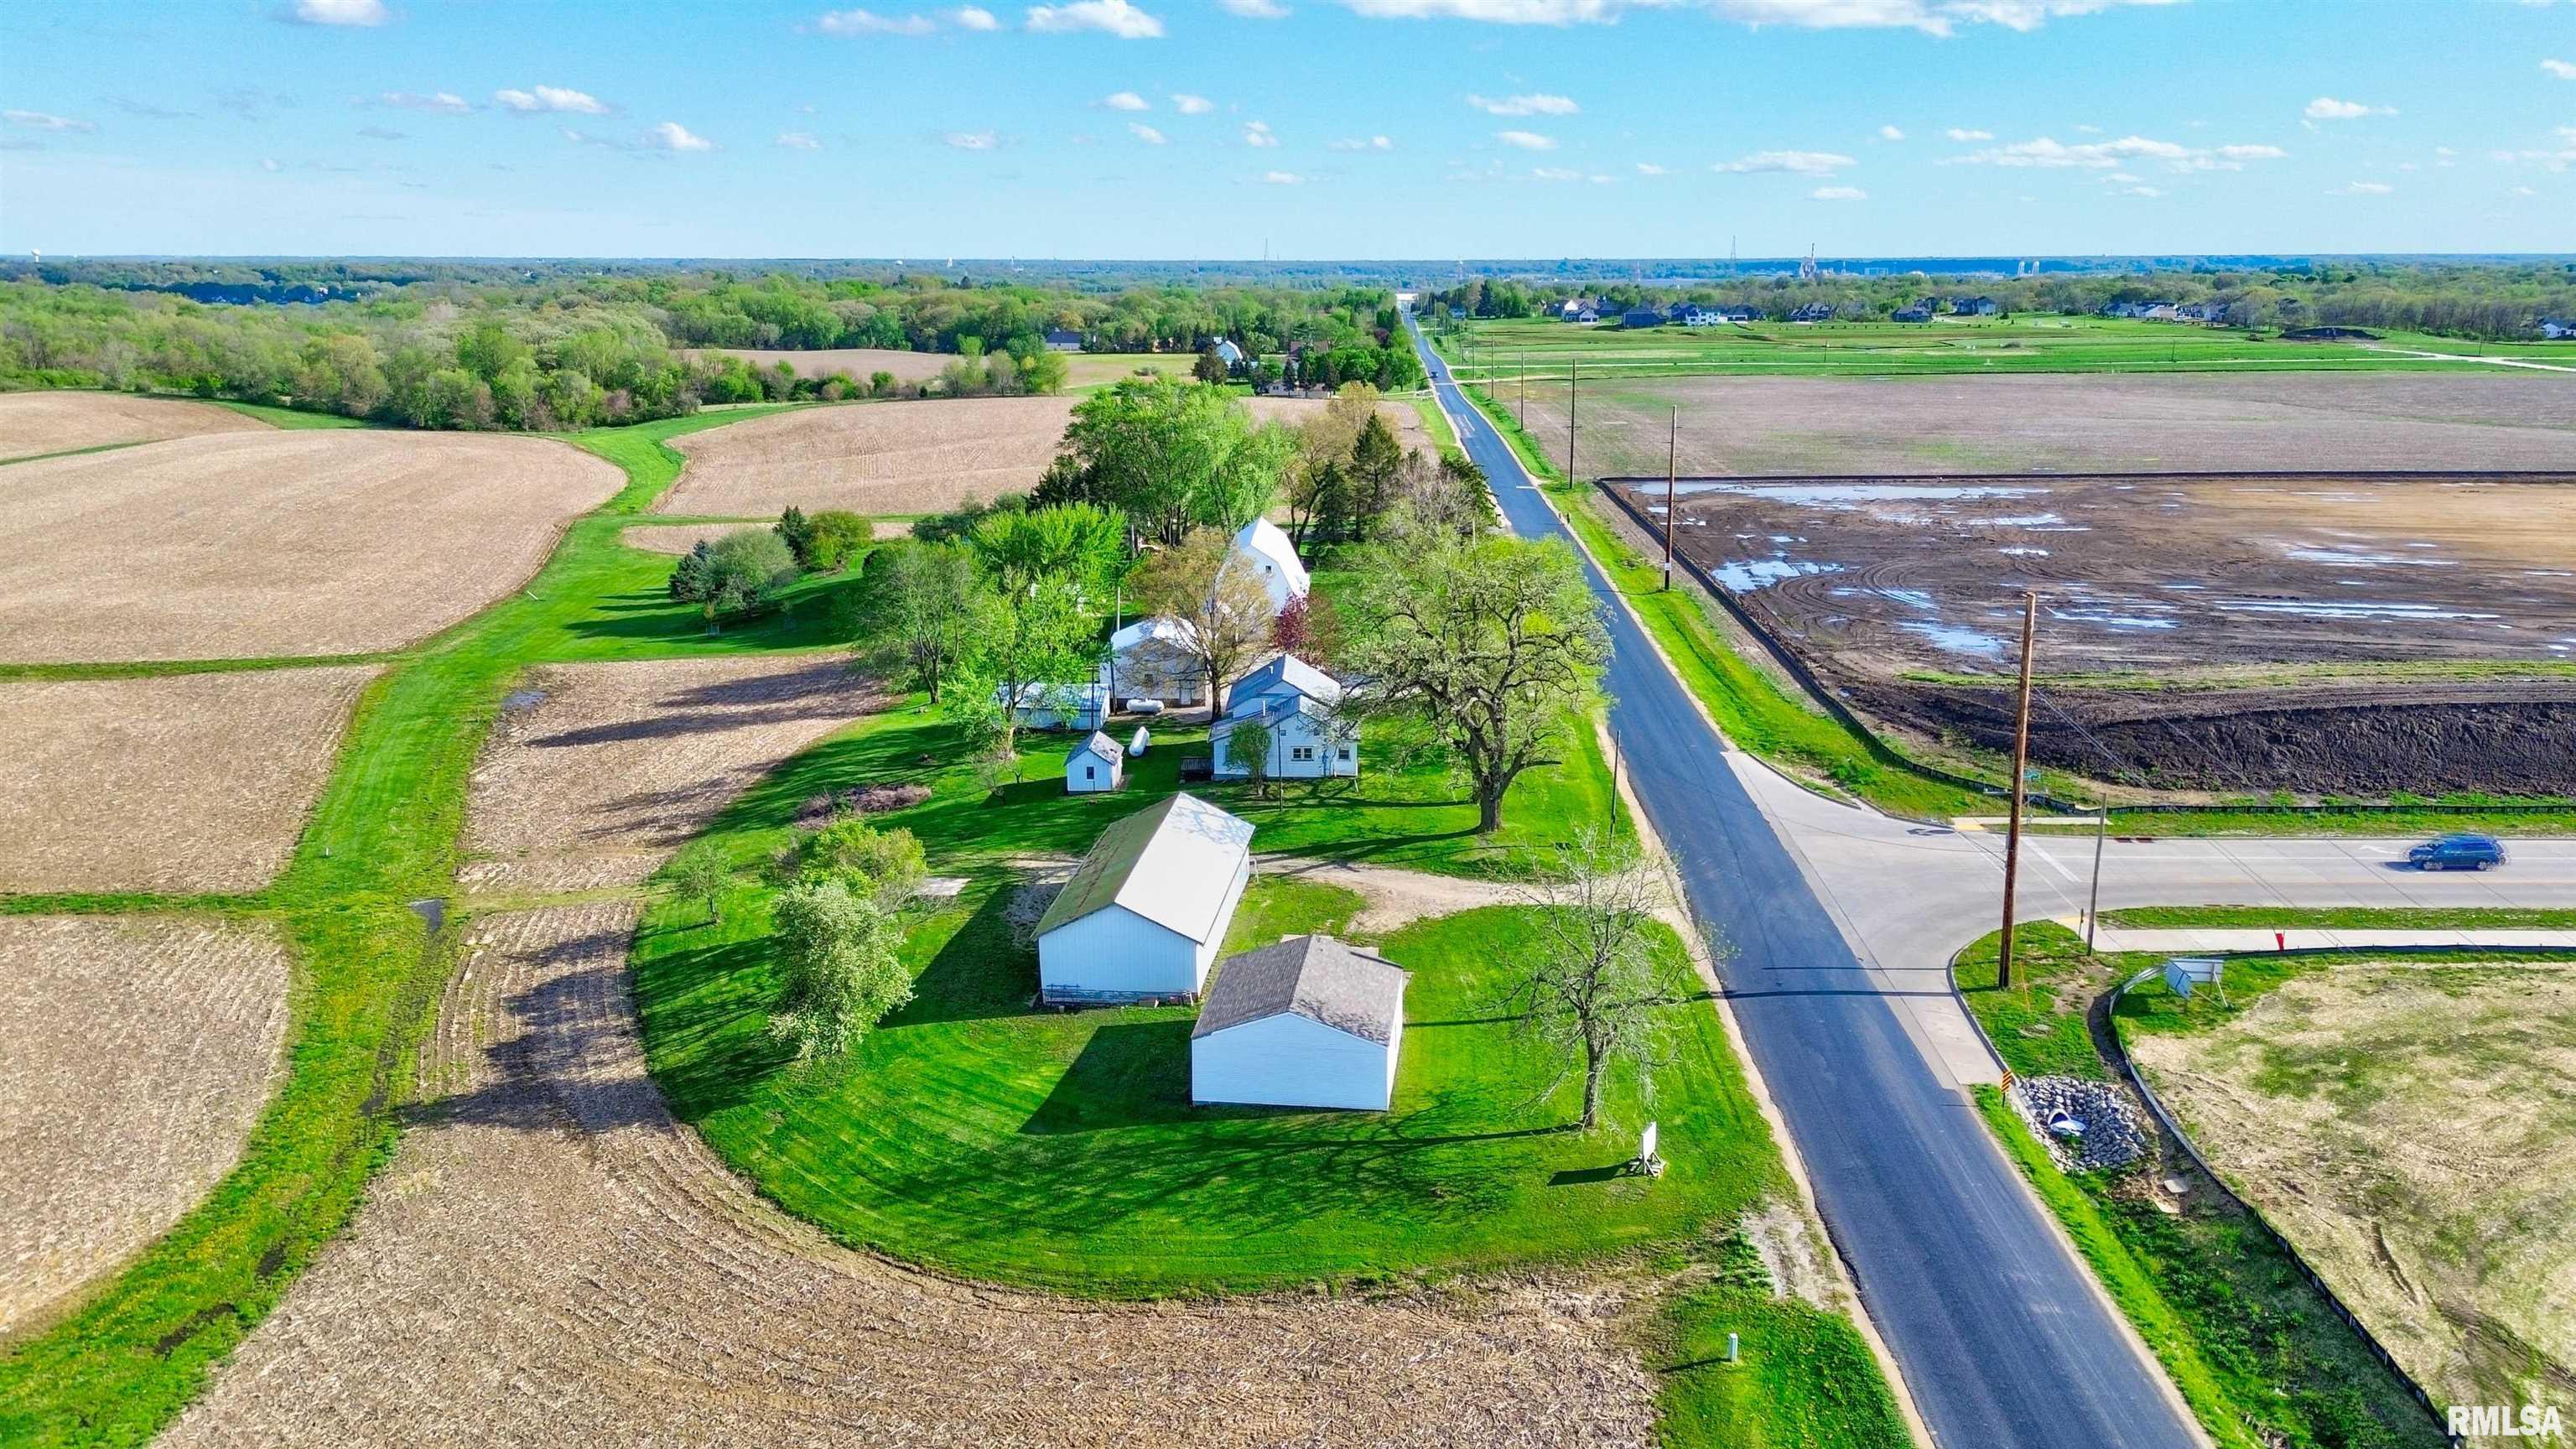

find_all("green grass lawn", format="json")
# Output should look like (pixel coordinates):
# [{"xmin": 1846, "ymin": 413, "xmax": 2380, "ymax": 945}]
[
  {"xmin": 639, "ymin": 886, "xmax": 1780, "ymax": 1294},
  {"xmin": 2106, "ymin": 903, "xmax": 2576, "ymax": 931},
  {"xmin": 1954, "ymin": 924, "xmax": 2450, "ymax": 1449},
  {"xmin": 212, "ymin": 398, "xmax": 373, "ymax": 428}
]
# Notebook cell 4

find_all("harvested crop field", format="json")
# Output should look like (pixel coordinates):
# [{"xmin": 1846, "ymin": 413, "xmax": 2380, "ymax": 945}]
[
  {"xmin": 2127, "ymin": 962, "xmax": 2576, "ymax": 1414},
  {"xmin": 0, "ymin": 390, "xmax": 267, "ymax": 462},
  {"xmin": 0, "ymin": 915, "xmax": 289, "ymax": 1336},
  {"xmin": 1538, "ymin": 371, "xmax": 2576, "ymax": 480},
  {"xmin": 1, "ymin": 430, "xmax": 622, "ymax": 663},
  {"xmin": 1612, "ymin": 470, "xmax": 2576, "ymax": 794},
  {"xmin": 660, "ymin": 395, "xmax": 1427, "ymax": 519},
  {"xmin": 619, "ymin": 518, "xmax": 909, "ymax": 557},
  {"xmin": 0, "ymin": 667, "xmax": 377, "ymax": 895},
  {"xmin": 460, "ymin": 653, "xmax": 886, "ymax": 892},
  {"xmin": 684, "ymin": 346, "xmax": 950, "ymax": 385}
]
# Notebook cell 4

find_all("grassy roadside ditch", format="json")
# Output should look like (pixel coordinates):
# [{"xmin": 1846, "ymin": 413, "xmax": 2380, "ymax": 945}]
[
  {"xmin": 2106, "ymin": 904, "xmax": 2576, "ymax": 930},
  {"xmin": 0, "ymin": 406, "xmax": 828, "ymax": 1448},
  {"xmin": 1953, "ymin": 925, "xmax": 2451, "ymax": 1449},
  {"xmin": 1452, "ymin": 382, "xmax": 2576, "ymax": 839}
]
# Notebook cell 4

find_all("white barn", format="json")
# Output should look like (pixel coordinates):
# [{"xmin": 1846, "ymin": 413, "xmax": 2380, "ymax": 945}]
[
  {"xmin": 1035, "ymin": 793, "xmax": 1254, "ymax": 1004},
  {"xmin": 1066, "ymin": 730, "xmax": 1124, "ymax": 793},
  {"xmin": 1228, "ymin": 517, "xmax": 1311, "ymax": 612},
  {"xmin": 1104, "ymin": 615, "xmax": 1205, "ymax": 708},
  {"xmin": 1191, "ymin": 935, "xmax": 1407, "ymax": 1110}
]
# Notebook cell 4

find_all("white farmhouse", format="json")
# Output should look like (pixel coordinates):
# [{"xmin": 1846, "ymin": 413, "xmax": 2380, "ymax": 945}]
[
  {"xmin": 1065, "ymin": 730, "xmax": 1124, "ymax": 794},
  {"xmin": 1104, "ymin": 615, "xmax": 1205, "ymax": 708},
  {"xmin": 1035, "ymin": 792, "xmax": 1254, "ymax": 1004},
  {"xmin": 1191, "ymin": 935, "xmax": 1407, "ymax": 1110},
  {"xmin": 1213, "ymin": 695, "xmax": 1358, "ymax": 780},
  {"xmin": 1228, "ymin": 653, "xmax": 1343, "ymax": 714},
  {"xmin": 1228, "ymin": 517, "xmax": 1311, "ymax": 612}
]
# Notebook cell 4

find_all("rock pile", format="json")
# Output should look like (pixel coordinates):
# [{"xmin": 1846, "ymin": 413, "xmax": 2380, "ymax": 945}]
[{"xmin": 2009, "ymin": 1075, "xmax": 2149, "ymax": 1173}]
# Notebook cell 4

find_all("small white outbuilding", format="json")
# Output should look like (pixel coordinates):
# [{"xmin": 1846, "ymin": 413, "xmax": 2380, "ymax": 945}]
[
  {"xmin": 1036, "ymin": 792, "xmax": 1255, "ymax": 1004},
  {"xmin": 1191, "ymin": 935, "xmax": 1408, "ymax": 1111},
  {"xmin": 1066, "ymin": 730, "xmax": 1124, "ymax": 793}
]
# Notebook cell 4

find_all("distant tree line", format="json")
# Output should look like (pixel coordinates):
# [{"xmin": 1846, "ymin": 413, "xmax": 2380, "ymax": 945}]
[{"xmin": 1421, "ymin": 261, "xmax": 2576, "ymax": 340}]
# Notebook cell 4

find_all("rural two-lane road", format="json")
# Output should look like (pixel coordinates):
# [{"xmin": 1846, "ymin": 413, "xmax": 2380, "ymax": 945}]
[{"xmin": 1406, "ymin": 313, "xmax": 2205, "ymax": 1449}]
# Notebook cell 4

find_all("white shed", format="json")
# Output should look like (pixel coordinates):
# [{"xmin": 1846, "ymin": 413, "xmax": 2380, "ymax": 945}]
[
  {"xmin": 1192, "ymin": 935, "xmax": 1407, "ymax": 1110},
  {"xmin": 1036, "ymin": 793, "xmax": 1254, "ymax": 1004},
  {"xmin": 1228, "ymin": 517, "xmax": 1311, "ymax": 612},
  {"xmin": 1066, "ymin": 730, "xmax": 1124, "ymax": 793},
  {"xmin": 1001, "ymin": 680, "xmax": 1109, "ymax": 732}
]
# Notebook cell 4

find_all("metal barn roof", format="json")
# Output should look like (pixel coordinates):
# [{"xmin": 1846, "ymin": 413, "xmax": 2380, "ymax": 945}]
[{"xmin": 1036, "ymin": 792, "xmax": 1254, "ymax": 943}]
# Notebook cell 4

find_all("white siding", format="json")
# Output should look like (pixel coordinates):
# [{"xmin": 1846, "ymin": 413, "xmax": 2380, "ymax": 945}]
[
  {"xmin": 1037, "ymin": 906, "xmax": 1199, "ymax": 1000},
  {"xmin": 1213, "ymin": 712, "xmax": 1358, "ymax": 780},
  {"xmin": 1191, "ymin": 850, "xmax": 1254, "ymax": 983},
  {"xmin": 1067, "ymin": 746, "xmax": 1122, "ymax": 793},
  {"xmin": 1192, "ymin": 1012, "xmax": 1395, "ymax": 1110}
]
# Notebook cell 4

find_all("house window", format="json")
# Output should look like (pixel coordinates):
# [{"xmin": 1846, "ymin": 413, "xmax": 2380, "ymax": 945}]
[
  {"xmin": 1337, "ymin": 745, "xmax": 1352, "ymax": 761},
  {"xmin": 1291, "ymin": 745, "xmax": 1315, "ymax": 763}
]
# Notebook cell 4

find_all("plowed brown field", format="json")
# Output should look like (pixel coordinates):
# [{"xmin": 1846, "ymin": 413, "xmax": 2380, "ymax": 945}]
[
  {"xmin": 660, "ymin": 396, "xmax": 1430, "ymax": 519},
  {"xmin": 0, "ymin": 916, "xmax": 289, "ymax": 1336},
  {"xmin": 0, "ymin": 391, "xmax": 267, "ymax": 462},
  {"xmin": 460, "ymin": 654, "xmax": 885, "ymax": 893},
  {"xmin": 0, "ymin": 667, "xmax": 377, "ymax": 895},
  {"xmin": 0, "ymin": 430, "xmax": 622, "ymax": 662}
]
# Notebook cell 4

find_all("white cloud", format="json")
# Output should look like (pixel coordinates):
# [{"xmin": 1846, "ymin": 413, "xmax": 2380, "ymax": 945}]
[
  {"xmin": 1634, "ymin": 161, "xmax": 1670, "ymax": 174},
  {"xmin": 260, "ymin": 157, "xmax": 282, "ymax": 170},
  {"xmin": 1943, "ymin": 133, "xmax": 2287, "ymax": 171},
  {"xmin": 2304, "ymin": 96, "xmax": 2393, "ymax": 120},
  {"xmin": 1331, "ymin": 134, "xmax": 1394, "ymax": 149},
  {"xmin": 1712, "ymin": 148, "xmax": 1852, "ymax": 174},
  {"xmin": 1877, "ymin": 124, "xmax": 1903, "ymax": 141},
  {"xmin": 1531, "ymin": 166, "xmax": 1582, "ymax": 180},
  {"xmin": 1945, "ymin": 127, "xmax": 1992, "ymax": 141},
  {"xmin": 1262, "ymin": 169, "xmax": 1304, "ymax": 183},
  {"xmin": 290, "ymin": 0, "xmax": 391, "ymax": 25},
  {"xmin": 1171, "ymin": 93, "xmax": 1214, "ymax": 113},
  {"xmin": 495, "ymin": 86, "xmax": 606, "ymax": 115},
  {"xmin": 2544, "ymin": 58, "xmax": 2576, "ymax": 79},
  {"xmin": 1103, "ymin": 91, "xmax": 1150, "ymax": 110},
  {"xmin": 357, "ymin": 124, "xmax": 406, "ymax": 140},
  {"xmin": 1244, "ymin": 119, "xmax": 1279, "ymax": 146},
  {"xmin": 1810, "ymin": 184, "xmax": 1866, "ymax": 200},
  {"xmin": 952, "ymin": 5, "xmax": 1002, "ymax": 25},
  {"xmin": 1467, "ymin": 92, "xmax": 1578, "ymax": 116},
  {"xmin": 1222, "ymin": 0, "xmax": 1291, "ymax": 13},
  {"xmin": 1496, "ymin": 128, "xmax": 1556, "ymax": 149},
  {"xmin": 4, "ymin": 110, "xmax": 97, "ymax": 133},
  {"xmin": 373, "ymin": 91, "xmax": 470, "ymax": 112},
  {"xmin": 813, "ymin": 7, "xmax": 937, "ymax": 33},
  {"xmin": 946, "ymin": 129, "xmax": 1000, "ymax": 148},
  {"xmin": 2512, "ymin": 184, "xmax": 2538, "ymax": 195},
  {"xmin": 2334, "ymin": 179, "xmax": 2394, "ymax": 195},
  {"xmin": 1330, "ymin": 0, "xmax": 2170, "ymax": 34},
  {"xmin": 646, "ymin": 121, "xmax": 716, "ymax": 152},
  {"xmin": 1128, "ymin": 122, "xmax": 1167, "ymax": 143},
  {"xmin": 776, "ymin": 131, "xmax": 822, "ymax": 149},
  {"xmin": 2106, "ymin": 183, "xmax": 2163, "ymax": 196},
  {"xmin": 1026, "ymin": 0, "xmax": 1165, "ymax": 36}
]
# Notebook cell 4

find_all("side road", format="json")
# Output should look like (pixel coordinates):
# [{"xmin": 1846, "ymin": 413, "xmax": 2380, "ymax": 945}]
[{"xmin": 1409, "ymin": 313, "xmax": 2208, "ymax": 1449}]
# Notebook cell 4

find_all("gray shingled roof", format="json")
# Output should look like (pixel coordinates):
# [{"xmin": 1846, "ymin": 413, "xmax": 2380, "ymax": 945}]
[
  {"xmin": 1192, "ymin": 935, "xmax": 1408, "ymax": 1045},
  {"xmin": 1035, "ymin": 792, "xmax": 1254, "ymax": 942}
]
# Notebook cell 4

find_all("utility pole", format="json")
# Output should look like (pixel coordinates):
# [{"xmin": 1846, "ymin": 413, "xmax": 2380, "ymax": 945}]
[
  {"xmin": 1566, "ymin": 357, "xmax": 1578, "ymax": 484},
  {"xmin": 1997, "ymin": 591, "xmax": 2038, "ymax": 991},
  {"xmin": 1663, "ymin": 407, "xmax": 1677, "ymax": 590},
  {"xmin": 2085, "ymin": 801, "xmax": 2109, "ymax": 954},
  {"xmin": 1518, "ymin": 352, "xmax": 1526, "ymax": 430}
]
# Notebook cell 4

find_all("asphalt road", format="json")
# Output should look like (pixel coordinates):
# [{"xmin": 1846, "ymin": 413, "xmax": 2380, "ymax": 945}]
[{"xmin": 1408, "ymin": 314, "xmax": 2205, "ymax": 1449}]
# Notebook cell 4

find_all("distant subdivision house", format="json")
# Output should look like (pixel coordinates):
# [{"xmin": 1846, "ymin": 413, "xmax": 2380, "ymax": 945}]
[
  {"xmin": 2540, "ymin": 317, "xmax": 2573, "ymax": 340},
  {"xmin": 1621, "ymin": 308, "xmax": 1664, "ymax": 330},
  {"xmin": 1066, "ymin": 730, "xmax": 1124, "ymax": 794},
  {"xmin": 1191, "ymin": 935, "xmax": 1408, "ymax": 1110},
  {"xmin": 1788, "ymin": 302, "xmax": 1836, "ymax": 324},
  {"xmin": 1891, "ymin": 305, "xmax": 1931, "ymax": 323},
  {"xmin": 1035, "ymin": 792, "xmax": 1255, "ymax": 1004},
  {"xmin": 1044, "ymin": 329, "xmax": 1084, "ymax": 351}
]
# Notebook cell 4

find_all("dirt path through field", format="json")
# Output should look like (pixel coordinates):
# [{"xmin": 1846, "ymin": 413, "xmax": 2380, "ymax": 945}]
[
  {"xmin": 0, "ymin": 916, "xmax": 289, "ymax": 1336},
  {"xmin": 168, "ymin": 652, "xmax": 1653, "ymax": 1446}
]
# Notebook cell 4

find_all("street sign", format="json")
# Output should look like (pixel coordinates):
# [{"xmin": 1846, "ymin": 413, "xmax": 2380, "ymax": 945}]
[{"xmin": 2164, "ymin": 957, "xmax": 2225, "ymax": 1002}]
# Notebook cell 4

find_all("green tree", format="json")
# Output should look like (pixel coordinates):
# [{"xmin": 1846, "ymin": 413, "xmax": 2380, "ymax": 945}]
[
  {"xmin": 1226, "ymin": 715, "xmax": 1275, "ymax": 798},
  {"xmin": 1133, "ymin": 526, "xmax": 1278, "ymax": 714},
  {"xmin": 1052, "ymin": 377, "xmax": 1292, "ymax": 545},
  {"xmin": 1346, "ymin": 412, "xmax": 1405, "ymax": 540},
  {"xmin": 1017, "ymin": 346, "xmax": 1069, "ymax": 395},
  {"xmin": 1193, "ymin": 344, "xmax": 1228, "ymax": 384},
  {"xmin": 767, "ymin": 880, "xmax": 911, "ymax": 1065},
  {"xmin": 1346, "ymin": 532, "xmax": 1608, "ymax": 834},
  {"xmin": 775, "ymin": 505, "xmax": 818, "ymax": 569},
  {"xmin": 669, "ymin": 527, "xmax": 797, "ymax": 628},
  {"xmin": 793, "ymin": 818, "xmax": 928, "ymax": 905},
  {"xmin": 667, "ymin": 839, "xmax": 731, "ymax": 924},
  {"xmin": 854, "ymin": 538, "xmax": 991, "ymax": 703},
  {"xmin": 965, "ymin": 504, "xmax": 1125, "ymax": 754}
]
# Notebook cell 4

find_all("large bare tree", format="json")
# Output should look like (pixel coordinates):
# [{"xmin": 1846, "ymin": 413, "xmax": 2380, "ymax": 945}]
[
  {"xmin": 1346, "ymin": 532, "xmax": 1608, "ymax": 834},
  {"xmin": 1501, "ymin": 830, "xmax": 1688, "ymax": 1131},
  {"xmin": 1133, "ymin": 526, "xmax": 1279, "ymax": 714}
]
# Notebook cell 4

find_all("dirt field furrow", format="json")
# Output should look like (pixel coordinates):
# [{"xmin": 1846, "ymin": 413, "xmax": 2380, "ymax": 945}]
[
  {"xmin": 0, "ymin": 391, "xmax": 268, "ymax": 462},
  {"xmin": 0, "ymin": 428, "xmax": 622, "ymax": 663},
  {"xmin": 459, "ymin": 654, "xmax": 886, "ymax": 893},
  {"xmin": 0, "ymin": 916, "xmax": 290, "ymax": 1336},
  {"xmin": 0, "ymin": 667, "xmax": 377, "ymax": 896}
]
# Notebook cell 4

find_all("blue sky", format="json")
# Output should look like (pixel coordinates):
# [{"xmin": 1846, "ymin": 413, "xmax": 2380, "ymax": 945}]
[{"xmin": 3, "ymin": 0, "xmax": 2570, "ymax": 259}]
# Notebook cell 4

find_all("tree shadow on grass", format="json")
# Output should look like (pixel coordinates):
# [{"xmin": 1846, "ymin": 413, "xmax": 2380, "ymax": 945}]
[
  {"xmin": 629, "ymin": 932, "xmax": 797, "ymax": 1124},
  {"xmin": 885, "ymin": 886, "xmax": 1038, "ymax": 1026}
]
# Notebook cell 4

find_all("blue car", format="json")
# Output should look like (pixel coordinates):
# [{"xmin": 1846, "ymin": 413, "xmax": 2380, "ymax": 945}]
[{"xmin": 2408, "ymin": 833, "xmax": 2507, "ymax": 870}]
